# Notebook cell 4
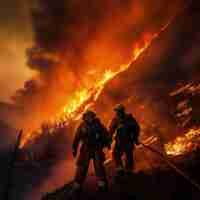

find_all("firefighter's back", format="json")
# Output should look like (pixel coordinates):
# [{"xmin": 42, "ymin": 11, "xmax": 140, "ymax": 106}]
[
  {"xmin": 80, "ymin": 118, "xmax": 107, "ymax": 151},
  {"xmin": 115, "ymin": 113, "xmax": 140, "ymax": 146}
]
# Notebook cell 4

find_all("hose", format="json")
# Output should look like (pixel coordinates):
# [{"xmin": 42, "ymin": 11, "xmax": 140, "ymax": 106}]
[{"xmin": 140, "ymin": 142, "xmax": 200, "ymax": 192}]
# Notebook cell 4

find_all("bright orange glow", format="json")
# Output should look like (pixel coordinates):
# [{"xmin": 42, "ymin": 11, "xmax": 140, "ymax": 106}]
[
  {"xmin": 165, "ymin": 128, "xmax": 200, "ymax": 156},
  {"xmin": 20, "ymin": 19, "xmax": 173, "ymax": 148}
]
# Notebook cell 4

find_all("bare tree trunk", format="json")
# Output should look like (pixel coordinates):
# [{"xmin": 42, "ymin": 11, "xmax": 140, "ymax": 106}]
[{"xmin": 3, "ymin": 130, "xmax": 23, "ymax": 200}]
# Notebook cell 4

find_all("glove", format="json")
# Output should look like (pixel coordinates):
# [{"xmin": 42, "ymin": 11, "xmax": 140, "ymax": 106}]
[
  {"xmin": 72, "ymin": 149, "xmax": 77, "ymax": 157},
  {"xmin": 107, "ymin": 143, "xmax": 111, "ymax": 150},
  {"xmin": 135, "ymin": 140, "xmax": 140, "ymax": 146}
]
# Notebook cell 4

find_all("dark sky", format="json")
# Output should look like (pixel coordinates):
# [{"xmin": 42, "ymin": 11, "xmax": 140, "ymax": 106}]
[{"xmin": 0, "ymin": 0, "xmax": 33, "ymax": 102}]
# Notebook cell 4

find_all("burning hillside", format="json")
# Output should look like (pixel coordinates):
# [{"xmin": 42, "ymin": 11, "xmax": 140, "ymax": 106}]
[
  {"xmin": 20, "ymin": 19, "xmax": 174, "ymax": 148},
  {"xmin": 0, "ymin": 0, "xmax": 198, "ymax": 169},
  {"xmin": 7, "ymin": 0, "xmax": 198, "ymax": 162},
  {"xmin": 165, "ymin": 82, "xmax": 200, "ymax": 156},
  {"xmin": 8, "ymin": 0, "xmax": 188, "ymax": 148},
  {"xmin": 1, "ymin": 1, "xmax": 200, "ymax": 200},
  {"xmin": 165, "ymin": 128, "xmax": 200, "ymax": 156}
]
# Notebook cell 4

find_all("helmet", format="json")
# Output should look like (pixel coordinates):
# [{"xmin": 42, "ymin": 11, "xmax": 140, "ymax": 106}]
[
  {"xmin": 41, "ymin": 123, "xmax": 49, "ymax": 130},
  {"xmin": 83, "ymin": 110, "xmax": 96, "ymax": 122},
  {"xmin": 114, "ymin": 104, "xmax": 125, "ymax": 113}
]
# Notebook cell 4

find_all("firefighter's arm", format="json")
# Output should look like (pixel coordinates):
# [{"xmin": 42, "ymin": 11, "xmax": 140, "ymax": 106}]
[
  {"xmin": 135, "ymin": 134, "xmax": 140, "ymax": 145},
  {"xmin": 108, "ymin": 118, "xmax": 118, "ymax": 138},
  {"xmin": 72, "ymin": 124, "xmax": 82, "ymax": 157},
  {"xmin": 101, "ymin": 123, "xmax": 112, "ymax": 149},
  {"xmin": 132, "ymin": 121, "xmax": 140, "ymax": 145},
  {"xmin": 129, "ymin": 131, "xmax": 139, "ymax": 145}
]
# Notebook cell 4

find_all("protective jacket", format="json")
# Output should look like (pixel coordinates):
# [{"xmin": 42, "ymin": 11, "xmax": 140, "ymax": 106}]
[
  {"xmin": 72, "ymin": 117, "xmax": 110, "ymax": 186},
  {"xmin": 109, "ymin": 113, "xmax": 140, "ymax": 146},
  {"xmin": 109, "ymin": 113, "xmax": 140, "ymax": 172}
]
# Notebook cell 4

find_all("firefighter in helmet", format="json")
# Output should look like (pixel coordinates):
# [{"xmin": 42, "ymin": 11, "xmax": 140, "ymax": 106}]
[
  {"xmin": 109, "ymin": 104, "xmax": 140, "ymax": 176},
  {"xmin": 72, "ymin": 110, "xmax": 111, "ymax": 192}
]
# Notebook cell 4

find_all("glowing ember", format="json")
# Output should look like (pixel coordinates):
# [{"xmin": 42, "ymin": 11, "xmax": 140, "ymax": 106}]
[
  {"xmin": 170, "ymin": 83, "xmax": 200, "ymax": 97},
  {"xmin": 165, "ymin": 128, "xmax": 200, "ymax": 156}
]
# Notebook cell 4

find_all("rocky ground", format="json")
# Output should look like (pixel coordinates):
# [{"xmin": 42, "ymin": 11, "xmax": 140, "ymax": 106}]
[
  {"xmin": 0, "ymin": 121, "xmax": 200, "ymax": 200},
  {"xmin": 42, "ymin": 151, "xmax": 200, "ymax": 200}
]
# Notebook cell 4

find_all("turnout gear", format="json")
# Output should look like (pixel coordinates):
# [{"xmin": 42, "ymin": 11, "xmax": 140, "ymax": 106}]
[
  {"xmin": 109, "ymin": 105, "xmax": 140, "ymax": 174},
  {"xmin": 72, "ymin": 110, "xmax": 110, "ymax": 191},
  {"xmin": 114, "ymin": 104, "xmax": 125, "ymax": 113}
]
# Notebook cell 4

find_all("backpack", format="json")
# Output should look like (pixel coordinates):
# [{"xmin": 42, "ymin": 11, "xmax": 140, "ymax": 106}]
[
  {"xmin": 85, "ymin": 119, "xmax": 106, "ymax": 149},
  {"xmin": 116, "ymin": 114, "xmax": 140, "ymax": 144}
]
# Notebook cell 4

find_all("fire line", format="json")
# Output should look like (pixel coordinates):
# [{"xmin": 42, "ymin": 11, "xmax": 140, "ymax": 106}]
[{"xmin": 20, "ymin": 3, "xmax": 191, "ymax": 148}]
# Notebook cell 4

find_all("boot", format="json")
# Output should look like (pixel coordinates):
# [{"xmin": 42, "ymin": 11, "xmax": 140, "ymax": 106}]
[
  {"xmin": 69, "ymin": 181, "xmax": 82, "ymax": 196},
  {"xmin": 97, "ymin": 180, "xmax": 109, "ymax": 193}
]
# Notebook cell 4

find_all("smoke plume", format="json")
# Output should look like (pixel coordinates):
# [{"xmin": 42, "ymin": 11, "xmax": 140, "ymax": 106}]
[{"xmin": 12, "ymin": 0, "xmax": 184, "ymax": 131}]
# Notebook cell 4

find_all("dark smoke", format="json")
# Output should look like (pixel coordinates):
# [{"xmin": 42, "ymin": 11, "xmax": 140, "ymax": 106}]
[
  {"xmin": 3, "ymin": 1, "xmax": 200, "ymax": 198},
  {"xmin": 94, "ymin": 0, "xmax": 200, "ymax": 141},
  {"xmin": 0, "ymin": 0, "xmax": 33, "ymax": 102},
  {"xmin": 11, "ymin": 0, "xmax": 184, "ymax": 131}
]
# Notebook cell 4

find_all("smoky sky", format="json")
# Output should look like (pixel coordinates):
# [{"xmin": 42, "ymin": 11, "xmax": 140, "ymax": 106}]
[
  {"xmin": 0, "ymin": 0, "xmax": 33, "ymax": 102},
  {"xmin": 1, "ymin": 0, "xmax": 199, "ymax": 131},
  {"xmin": 0, "ymin": 0, "xmax": 184, "ymax": 104}
]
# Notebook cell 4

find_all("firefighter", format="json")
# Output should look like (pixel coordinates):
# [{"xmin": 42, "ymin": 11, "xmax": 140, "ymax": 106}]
[
  {"xmin": 72, "ymin": 110, "xmax": 110, "ymax": 192},
  {"xmin": 109, "ymin": 104, "xmax": 140, "ymax": 176}
]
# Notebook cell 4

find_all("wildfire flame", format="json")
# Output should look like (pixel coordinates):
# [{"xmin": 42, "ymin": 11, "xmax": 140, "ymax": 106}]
[
  {"xmin": 164, "ymin": 81, "xmax": 200, "ymax": 156},
  {"xmin": 54, "ymin": 24, "xmax": 171, "ymax": 124},
  {"xmin": 20, "ymin": 19, "xmax": 174, "ymax": 148},
  {"xmin": 165, "ymin": 128, "xmax": 200, "ymax": 156}
]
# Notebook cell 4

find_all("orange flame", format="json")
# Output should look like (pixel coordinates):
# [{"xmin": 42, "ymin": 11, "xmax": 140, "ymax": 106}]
[
  {"xmin": 165, "ymin": 128, "xmax": 200, "ymax": 156},
  {"xmin": 20, "ymin": 19, "xmax": 173, "ymax": 148},
  {"xmin": 54, "ymin": 22, "xmax": 171, "ymax": 124}
]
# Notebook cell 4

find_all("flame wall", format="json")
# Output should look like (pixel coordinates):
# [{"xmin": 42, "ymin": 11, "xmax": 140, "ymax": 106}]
[{"xmin": 10, "ymin": 0, "xmax": 183, "ymax": 132}]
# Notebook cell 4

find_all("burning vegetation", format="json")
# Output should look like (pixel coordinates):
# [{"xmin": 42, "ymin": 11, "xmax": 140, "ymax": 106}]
[
  {"xmin": 165, "ymin": 128, "xmax": 200, "ymax": 156},
  {"xmin": 15, "ymin": 0, "xmax": 179, "ymax": 147},
  {"xmin": 1, "ymin": 1, "xmax": 200, "ymax": 200},
  {"xmin": 20, "ymin": 20, "xmax": 172, "ymax": 148},
  {"xmin": 2, "ymin": 0, "xmax": 199, "ymax": 171},
  {"xmin": 165, "ymin": 83, "xmax": 200, "ymax": 156}
]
